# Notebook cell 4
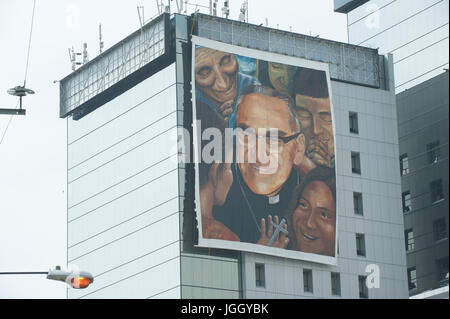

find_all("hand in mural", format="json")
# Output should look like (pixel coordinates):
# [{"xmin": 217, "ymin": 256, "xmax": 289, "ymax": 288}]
[
  {"xmin": 306, "ymin": 137, "xmax": 333, "ymax": 167},
  {"xmin": 202, "ymin": 216, "xmax": 240, "ymax": 241},
  {"xmin": 218, "ymin": 100, "xmax": 234, "ymax": 123},
  {"xmin": 208, "ymin": 162, "xmax": 233, "ymax": 206},
  {"xmin": 257, "ymin": 215, "xmax": 289, "ymax": 249}
]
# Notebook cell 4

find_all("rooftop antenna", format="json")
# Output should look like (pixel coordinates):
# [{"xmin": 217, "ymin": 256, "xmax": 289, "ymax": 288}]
[
  {"xmin": 213, "ymin": 0, "xmax": 218, "ymax": 16},
  {"xmin": 68, "ymin": 46, "xmax": 82, "ymax": 71},
  {"xmin": 238, "ymin": 0, "xmax": 248, "ymax": 22},
  {"xmin": 99, "ymin": 23, "xmax": 104, "ymax": 54},
  {"xmin": 82, "ymin": 43, "xmax": 89, "ymax": 64},
  {"xmin": 155, "ymin": 0, "xmax": 162, "ymax": 14},
  {"xmin": 222, "ymin": 0, "xmax": 230, "ymax": 19},
  {"xmin": 137, "ymin": 6, "xmax": 144, "ymax": 27},
  {"xmin": 264, "ymin": 17, "xmax": 268, "ymax": 27}
]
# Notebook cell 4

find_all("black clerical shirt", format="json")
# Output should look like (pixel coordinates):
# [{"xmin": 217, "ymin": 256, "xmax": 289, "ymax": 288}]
[{"xmin": 212, "ymin": 163, "xmax": 299, "ymax": 244}]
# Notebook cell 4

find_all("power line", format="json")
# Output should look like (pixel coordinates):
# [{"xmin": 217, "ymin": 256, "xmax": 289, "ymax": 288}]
[
  {"xmin": 0, "ymin": 101, "xmax": 19, "ymax": 147},
  {"xmin": 23, "ymin": 0, "xmax": 37, "ymax": 87},
  {"xmin": 0, "ymin": 1, "xmax": 37, "ymax": 148}
]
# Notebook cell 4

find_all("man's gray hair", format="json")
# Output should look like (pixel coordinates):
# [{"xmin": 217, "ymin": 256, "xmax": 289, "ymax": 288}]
[{"xmin": 235, "ymin": 84, "xmax": 301, "ymax": 132}]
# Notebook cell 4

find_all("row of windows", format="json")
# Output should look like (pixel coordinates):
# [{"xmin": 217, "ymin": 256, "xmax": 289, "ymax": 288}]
[
  {"xmin": 407, "ymin": 256, "xmax": 449, "ymax": 291},
  {"xmin": 404, "ymin": 218, "xmax": 448, "ymax": 252},
  {"xmin": 254, "ymin": 263, "xmax": 368, "ymax": 298},
  {"xmin": 401, "ymin": 178, "xmax": 445, "ymax": 213},
  {"xmin": 400, "ymin": 140, "xmax": 442, "ymax": 177}
]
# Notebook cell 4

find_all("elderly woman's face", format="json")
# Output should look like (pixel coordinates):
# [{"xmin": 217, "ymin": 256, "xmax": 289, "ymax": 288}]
[
  {"xmin": 292, "ymin": 180, "xmax": 335, "ymax": 256},
  {"xmin": 195, "ymin": 48, "xmax": 238, "ymax": 105}
]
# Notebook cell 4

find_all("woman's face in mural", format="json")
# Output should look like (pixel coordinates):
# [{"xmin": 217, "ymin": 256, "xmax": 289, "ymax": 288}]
[
  {"xmin": 268, "ymin": 62, "xmax": 296, "ymax": 94},
  {"xmin": 295, "ymin": 94, "xmax": 334, "ymax": 167},
  {"xmin": 195, "ymin": 47, "xmax": 238, "ymax": 105},
  {"xmin": 292, "ymin": 180, "xmax": 335, "ymax": 256}
]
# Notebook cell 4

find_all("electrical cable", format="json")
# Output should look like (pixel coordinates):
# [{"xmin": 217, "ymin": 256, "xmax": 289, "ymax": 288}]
[
  {"xmin": 0, "ymin": 0, "xmax": 36, "ymax": 148},
  {"xmin": 23, "ymin": 0, "xmax": 37, "ymax": 87}
]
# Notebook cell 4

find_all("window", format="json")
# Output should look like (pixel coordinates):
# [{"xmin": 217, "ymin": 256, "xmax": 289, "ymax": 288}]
[
  {"xmin": 356, "ymin": 233, "xmax": 366, "ymax": 257},
  {"xmin": 358, "ymin": 275, "xmax": 368, "ymax": 298},
  {"xmin": 255, "ymin": 263, "xmax": 265, "ymax": 288},
  {"xmin": 407, "ymin": 267, "xmax": 417, "ymax": 290},
  {"xmin": 433, "ymin": 218, "xmax": 447, "ymax": 242},
  {"xmin": 351, "ymin": 152, "xmax": 361, "ymax": 174},
  {"xmin": 430, "ymin": 179, "xmax": 444, "ymax": 203},
  {"xmin": 303, "ymin": 269, "xmax": 313, "ymax": 293},
  {"xmin": 427, "ymin": 141, "xmax": 440, "ymax": 164},
  {"xmin": 400, "ymin": 153, "xmax": 409, "ymax": 176},
  {"xmin": 331, "ymin": 272, "xmax": 341, "ymax": 296},
  {"xmin": 436, "ymin": 257, "xmax": 449, "ymax": 283},
  {"xmin": 353, "ymin": 192, "xmax": 363, "ymax": 215},
  {"xmin": 349, "ymin": 112, "xmax": 359, "ymax": 134},
  {"xmin": 404, "ymin": 229, "xmax": 415, "ymax": 252},
  {"xmin": 402, "ymin": 191, "xmax": 411, "ymax": 213}
]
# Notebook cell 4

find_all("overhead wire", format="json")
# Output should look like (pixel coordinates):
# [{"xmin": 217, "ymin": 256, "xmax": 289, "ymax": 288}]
[
  {"xmin": 0, "ymin": 0, "xmax": 36, "ymax": 148},
  {"xmin": 23, "ymin": 0, "xmax": 37, "ymax": 87}
]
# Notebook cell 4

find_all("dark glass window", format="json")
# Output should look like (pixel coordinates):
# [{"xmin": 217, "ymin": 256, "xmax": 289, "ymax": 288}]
[
  {"xmin": 358, "ymin": 275, "xmax": 368, "ymax": 298},
  {"xmin": 255, "ymin": 263, "xmax": 265, "ymax": 288},
  {"xmin": 436, "ymin": 257, "xmax": 449, "ymax": 284},
  {"xmin": 400, "ymin": 153, "xmax": 409, "ymax": 176},
  {"xmin": 353, "ymin": 192, "xmax": 363, "ymax": 215},
  {"xmin": 349, "ymin": 112, "xmax": 359, "ymax": 134},
  {"xmin": 303, "ymin": 269, "xmax": 313, "ymax": 293},
  {"xmin": 427, "ymin": 141, "xmax": 440, "ymax": 164},
  {"xmin": 351, "ymin": 152, "xmax": 361, "ymax": 174},
  {"xmin": 331, "ymin": 272, "xmax": 341, "ymax": 296},
  {"xmin": 407, "ymin": 267, "xmax": 417, "ymax": 290},
  {"xmin": 430, "ymin": 179, "xmax": 444, "ymax": 203},
  {"xmin": 433, "ymin": 218, "xmax": 447, "ymax": 242},
  {"xmin": 402, "ymin": 191, "xmax": 411, "ymax": 213},
  {"xmin": 404, "ymin": 229, "xmax": 414, "ymax": 251},
  {"xmin": 356, "ymin": 233, "xmax": 366, "ymax": 257}
]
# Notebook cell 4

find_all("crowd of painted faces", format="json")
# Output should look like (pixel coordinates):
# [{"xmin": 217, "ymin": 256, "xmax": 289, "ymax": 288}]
[{"xmin": 196, "ymin": 47, "xmax": 336, "ymax": 257}]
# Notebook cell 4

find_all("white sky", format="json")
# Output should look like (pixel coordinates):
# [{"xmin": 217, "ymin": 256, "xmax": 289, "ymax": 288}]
[{"xmin": 0, "ymin": 0, "xmax": 347, "ymax": 298}]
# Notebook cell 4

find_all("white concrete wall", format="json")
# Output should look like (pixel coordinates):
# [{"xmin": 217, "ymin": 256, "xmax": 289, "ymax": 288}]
[{"xmin": 67, "ymin": 64, "xmax": 181, "ymax": 299}]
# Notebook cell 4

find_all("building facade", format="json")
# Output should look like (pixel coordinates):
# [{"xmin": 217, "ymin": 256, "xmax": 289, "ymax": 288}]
[
  {"xmin": 60, "ymin": 13, "xmax": 408, "ymax": 299},
  {"xmin": 338, "ymin": 0, "xmax": 449, "ymax": 93},
  {"xmin": 397, "ymin": 72, "xmax": 449, "ymax": 294},
  {"xmin": 336, "ymin": 0, "xmax": 449, "ymax": 296}
]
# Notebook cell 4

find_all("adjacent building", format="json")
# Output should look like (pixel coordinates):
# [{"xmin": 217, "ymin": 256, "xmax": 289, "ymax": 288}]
[
  {"xmin": 336, "ymin": 0, "xmax": 449, "ymax": 296},
  {"xmin": 59, "ymin": 13, "xmax": 408, "ymax": 298}
]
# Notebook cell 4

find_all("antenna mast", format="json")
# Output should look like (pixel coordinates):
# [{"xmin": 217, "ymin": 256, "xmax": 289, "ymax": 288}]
[
  {"xmin": 239, "ymin": 0, "xmax": 248, "ymax": 22},
  {"xmin": 222, "ymin": 0, "xmax": 230, "ymax": 19},
  {"xmin": 99, "ymin": 23, "xmax": 104, "ymax": 54}
]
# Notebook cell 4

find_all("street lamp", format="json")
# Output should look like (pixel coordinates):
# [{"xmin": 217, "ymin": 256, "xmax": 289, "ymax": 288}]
[{"xmin": 0, "ymin": 266, "xmax": 94, "ymax": 289}]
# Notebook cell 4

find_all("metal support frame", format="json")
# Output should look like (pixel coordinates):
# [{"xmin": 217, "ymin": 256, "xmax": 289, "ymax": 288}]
[{"xmin": 195, "ymin": 13, "xmax": 381, "ymax": 88}]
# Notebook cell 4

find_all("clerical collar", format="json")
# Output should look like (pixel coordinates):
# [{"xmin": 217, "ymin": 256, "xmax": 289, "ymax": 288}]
[{"xmin": 268, "ymin": 194, "xmax": 280, "ymax": 205}]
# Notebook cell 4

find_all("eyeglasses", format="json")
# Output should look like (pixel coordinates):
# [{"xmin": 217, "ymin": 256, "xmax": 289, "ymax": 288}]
[{"xmin": 236, "ymin": 129, "xmax": 301, "ymax": 152}]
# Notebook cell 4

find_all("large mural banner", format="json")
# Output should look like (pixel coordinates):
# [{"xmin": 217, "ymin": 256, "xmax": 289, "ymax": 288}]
[{"xmin": 192, "ymin": 36, "xmax": 338, "ymax": 265}]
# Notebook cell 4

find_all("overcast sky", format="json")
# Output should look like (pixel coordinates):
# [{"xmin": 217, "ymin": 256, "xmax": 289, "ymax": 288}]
[{"xmin": 0, "ymin": 0, "xmax": 347, "ymax": 298}]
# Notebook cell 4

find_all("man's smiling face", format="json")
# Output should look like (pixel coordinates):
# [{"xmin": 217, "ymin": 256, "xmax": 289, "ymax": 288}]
[{"xmin": 236, "ymin": 93, "xmax": 304, "ymax": 197}]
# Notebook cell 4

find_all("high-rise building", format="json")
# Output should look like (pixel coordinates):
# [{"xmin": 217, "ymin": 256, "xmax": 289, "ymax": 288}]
[
  {"xmin": 336, "ymin": 0, "xmax": 449, "ymax": 296},
  {"xmin": 397, "ymin": 72, "xmax": 449, "ymax": 294},
  {"xmin": 337, "ymin": 0, "xmax": 449, "ymax": 93},
  {"xmin": 59, "ymin": 13, "xmax": 408, "ymax": 299}
]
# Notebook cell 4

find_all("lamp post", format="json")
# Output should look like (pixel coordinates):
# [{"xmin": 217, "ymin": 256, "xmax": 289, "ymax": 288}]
[{"xmin": 0, "ymin": 266, "xmax": 94, "ymax": 289}]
